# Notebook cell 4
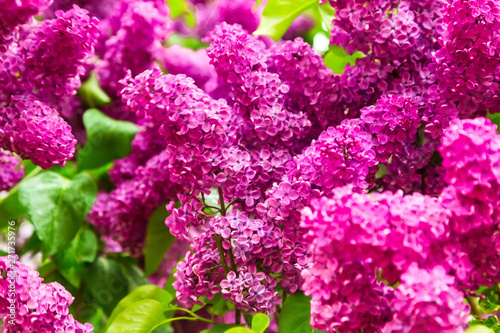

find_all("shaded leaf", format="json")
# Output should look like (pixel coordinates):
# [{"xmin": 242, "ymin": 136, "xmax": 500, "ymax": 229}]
[
  {"xmin": 107, "ymin": 285, "xmax": 174, "ymax": 330},
  {"xmin": 18, "ymin": 172, "xmax": 97, "ymax": 255},
  {"xmin": 144, "ymin": 204, "xmax": 176, "ymax": 276},
  {"xmin": 78, "ymin": 109, "xmax": 138, "ymax": 170},
  {"xmin": 254, "ymin": 0, "xmax": 317, "ymax": 41}
]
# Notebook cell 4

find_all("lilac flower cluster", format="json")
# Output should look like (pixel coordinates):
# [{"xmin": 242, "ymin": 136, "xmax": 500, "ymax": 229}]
[
  {"xmin": 0, "ymin": 149, "xmax": 24, "ymax": 192},
  {"xmin": 434, "ymin": 0, "xmax": 500, "ymax": 116},
  {"xmin": 439, "ymin": 117, "xmax": 500, "ymax": 289},
  {"xmin": 0, "ymin": 96, "xmax": 77, "ymax": 169},
  {"xmin": 0, "ymin": 0, "xmax": 51, "ymax": 51},
  {"xmin": 301, "ymin": 117, "xmax": 500, "ymax": 331},
  {"xmin": 385, "ymin": 264, "xmax": 470, "ymax": 332},
  {"xmin": 0, "ymin": 256, "xmax": 93, "ymax": 332},
  {"xmin": 20, "ymin": 6, "xmax": 99, "ymax": 98},
  {"xmin": 0, "ymin": 5, "xmax": 98, "ymax": 169},
  {"xmin": 90, "ymin": 69, "xmax": 233, "ymax": 254},
  {"xmin": 195, "ymin": 0, "xmax": 260, "ymax": 37},
  {"xmin": 74, "ymin": 0, "xmax": 500, "ymax": 327},
  {"xmin": 205, "ymin": 23, "xmax": 310, "ymax": 147},
  {"xmin": 96, "ymin": 0, "xmax": 171, "ymax": 96}
]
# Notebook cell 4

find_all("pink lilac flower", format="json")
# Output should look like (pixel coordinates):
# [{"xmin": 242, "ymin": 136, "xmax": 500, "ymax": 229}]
[
  {"xmin": 0, "ymin": 149, "xmax": 24, "ymax": 192},
  {"xmin": 302, "ymin": 260, "xmax": 394, "ymax": 332},
  {"xmin": 195, "ymin": 0, "xmax": 260, "ymax": 37},
  {"xmin": 0, "ymin": 95, "xmax": 77, "ymax": 169},
  {"xmin": 205, "ymin": 23, "xmax": 311, "ymax": 147},
  {"xmin": 0, "ymin": 256, "xmax": 93, "ymax": 333},
  {"xmin": 433, "ymin": 0, "xmax": 500, "ymax": 118},
  {"xmin": 0, "ymin": 0, "xmax": 52, "ymax": 52},
  {"xmin": 96, "ymin": 0, "xmax": 172, "ymax": 96},
  {"xmin": 20, "ymin": 5, "xmax": 99, "ymax": 99},
  {"xmin": 155, "ymin": 45, "xmax": 218, "ymax": 93},
  {"xmin": 383, "ymin": 264, "xmax": 470, "ymax": 332},
  {"xmin": 438, "ymin": 117, "xmax": 500, "ymax": 289}
]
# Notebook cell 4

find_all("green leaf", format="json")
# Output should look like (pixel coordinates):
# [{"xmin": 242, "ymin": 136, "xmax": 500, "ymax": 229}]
[
  {"xmin": 466, "ymin": 326, "xmax": 495, "ymax": 333},
  {"xmin": 167, "ymin": 0, "xmax": 196, "ymax": 27},
  {"xmin": 254, "ymin": 0, "xmax": 317, "ymax": 41},
  {"xmin": 78, "ymin": 71, "xmax": 112, "ymax": 108},
  {"xmin": 279, "ymin": 293, "xmax": 314, "ymax": 333},
  {"xmin": 0, "ymin": 166, "xmax": 43, "ymax": 225},
  {"xmin": 324, "ymin": 45, "xmax": 364, "ymax": 74},
  {"xmin": 54, "ymin": 229, "xmax": 98, "ymax": 287},
  {"xmin": 78, "ymin": 109, "xmax": 138, "ymax": 170},
  {"xmin": 18, "ymin": 172, "xmax": 97, "ymax": 255},
  {"xmin": 487, "ymin": 112, "xmax": 500, "ymax": 134},
  {"xmin": 166, "ymin": 33, "xmax": 208, "ymax": 50},
  {"xmin": 0, "ymin": 189, "xmax": 26, "ymax": 226},
  {"xmin": 78, "ymin": 229, "xmax": 99, "ymax": 262},
  {"xmin": 144, "ymin": 205, "xmax": 176, "ymax": 276},
  {"xmin": 114, "ymin": 255, "xmax": 149, "ymax": 290},
  {"xmin": 317, "ymin": 2, "xmax": 335, "ymax": 32},
  {"xmin": 83, "ymin": 257, "xmax": 131, "ymax": 316},
  {"xmin": 200, "ymin": 324, "xmax": 245, "ymax": 333},
  {"xmin": 224, "ymin": 328, "xmax": 255, "ymax": 333},
  {"xmin": 107, "ymin": 285, "xmax": 174, "ymax": 330},
  {"xmin": 251, "ymin": 313, "xmax": 270, "ymax": 333},
  {"xmin": 106, "ymin": 299, "xmax": 168, "ymax": 333},
  {"xmin": 164, "ymin": 263, "xmax": 178, "ymax": 295}
]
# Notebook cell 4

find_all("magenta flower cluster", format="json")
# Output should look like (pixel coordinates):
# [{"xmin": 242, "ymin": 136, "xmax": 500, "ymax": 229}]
[
  {"xmin": 2, "ymin": 0, "xmax": 494, "ymax": 331},
  {"xmin": 0, "ymin": 257, "xmax": 93, "ymax": 332},
  {"xmin": 0, "ymin": 149, "xmax": 24, "ymax": 192},
  {"xmin": 0, "ymin": 4, "xmax": 99, "ymax": 169}
]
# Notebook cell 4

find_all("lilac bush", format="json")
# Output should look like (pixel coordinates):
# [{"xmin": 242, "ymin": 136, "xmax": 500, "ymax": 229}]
[{"xmin": 2, "ymin": 0, "xmax": 500, "ymax": 332}]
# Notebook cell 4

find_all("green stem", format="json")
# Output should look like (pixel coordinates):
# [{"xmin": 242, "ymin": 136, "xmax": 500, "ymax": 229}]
[
  {"xmin": 166, "ymin": 307, "xmax": 214, "ymax": 323},
  {"xmin": 466, "ymin": 295, "xmax": 481, "ymax": 318},
  {"xmin": 214, "ymin": 235, "xmax": 230, "ymax": 274},
  {"xmin": 218, "ymin": 187, "xmax": 226, "ymax": 216},
  {"xmin": 151, "ymin": 315, "xmax": 215, "ymax": 331},
  {"xmin": 235, "ymin": 308, "xmax": 241, "ymax": 325},
  {"xmin": 228, "ymin": 247, "xmax": 237, "ymax": 273},
  {"xmin": 0, "ymin": 166, "xmax": 43, "ymax": 204}
]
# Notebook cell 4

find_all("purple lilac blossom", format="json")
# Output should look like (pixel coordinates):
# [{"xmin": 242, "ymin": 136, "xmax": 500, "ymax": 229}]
[
  {"xmin": 96, "ymin": 0, "xmax": 172, "ymax": 97},
  {"xmin": 0, "ymin": 0, "xmax": 52, "ymax": 52},
  {"xmin": 0, "ymin": 149, "xmax": 24, "ymax": 191},
  {"xmin": 0, "ymin": 256, "xmax": 93, "ymax": 332},
  {"xmin": 0, "ymin": 95, "xmax": 77, "ymax": 169}
]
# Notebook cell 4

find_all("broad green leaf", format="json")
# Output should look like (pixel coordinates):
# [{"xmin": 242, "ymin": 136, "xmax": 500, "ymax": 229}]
[
  {"xmin": 78, "ymin": 71, "xmax": 111, "ymax": 108},
  {"xmin": 166, "ymin": 33, "xmax": 208, "ymax": 50},
  {"xmin": 317, "ymin": 2, "xmax": 335, "ymax": 32},
  {"xmin": 107, "ymin": 285, "xmax": 174, "ymax": 330},
  {"xmin": 167, "ymin": 0, "xmax": 195, "ymax": 27},
  {"xmin": 144, "ymin": 205, "xmax": 176, "ymax": 276},
  {"xmin": 251, "ymin": 313, "xmax": 270, "ymax": 333},
  {"xmin": 78, "ymin": 109, "xmax": 138, "ymax": 170},
  {"xmin": 83, "ymin": 257, "xmax": 131, "ymax": 316},
  {"xmin": 164, "ymin": 263, "xmax": 178, "ymax": 296},
  {"xmin": 466, "ymin": 326, "xmax": 495, "ymax": 333},
  {"xmin": 200, "ymin": 324, "xmax": 245, "ymax": 333},
  {"xmin": 324, "ymin": 45, "xmax": 364, "ymax": 74},
  {"xmin": 106, "ymin": 299, "xmax": 167, "ymax": 333},
  {"xmin": 77, "ymin": 229, "xmax": 99, "ymax": 262},
  {"xmin": 114, "ymin": 255, "xmax": 149, "ymax": 291},
  {"xmin": 224, "ymin": 328, "xmax": 255, "ymax": 333},
  {"xmin": 279, "ymin": 293, "xmax": 314, "ymax": 333},
  {"xmin": 0, "ymin": 166, "xmax": 42, "ymax": 225},
  {"xmin": 54, "ymin": 229, "xmax": 98, "ymax": 287},
  {"xmin": 18, "ymin": 172, "xmax": 97, "ymax": 255},
  {"xmin": 254, "ymin": 0, "xmax": 317, "ymax": 41},
  {"xmin": 0, "ymin": 189, "xmax": 26, "ymax": 227}
]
